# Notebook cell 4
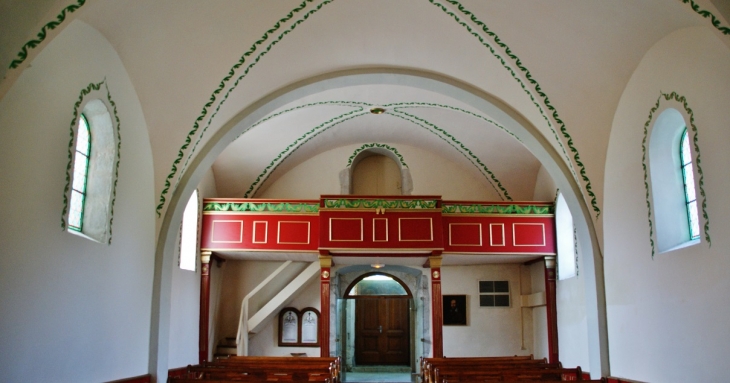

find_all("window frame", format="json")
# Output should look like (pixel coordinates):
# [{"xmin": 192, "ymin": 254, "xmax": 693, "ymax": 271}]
[
  {"xmin": 68, "ymin": 113, "xmax": 91, "ymax": 232},
  {"xmin": 647, "ymin": 108, "xmax": 701, "ymax": 254},
  {"xmin": 679, "ymin": 128, "xmax": 700, "ymax": 241},
  {"xmin": 179, "ymin": 189, "xmax": 200, "ymax": 271},
  {"xmin": 62, "ymin": 80, "xmax": 121, "ymax": 245},
  {"xmin": 478, "ymin": 280, "xmax": 510, "ymax": 308}
]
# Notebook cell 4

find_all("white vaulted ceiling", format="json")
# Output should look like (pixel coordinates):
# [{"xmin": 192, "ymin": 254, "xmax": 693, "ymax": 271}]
[{"xmin": 1, "ymin": 0, "xmax": 725, "ymax": 214}]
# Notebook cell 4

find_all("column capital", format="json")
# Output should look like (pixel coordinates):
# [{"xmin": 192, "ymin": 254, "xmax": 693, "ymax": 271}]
[
  {"xmin": 201, "ymin": 251, "xmax": 212, "ymax": 264},
  {"xmin": 425, "ymin": 255, "xmax": 442, "ymax": 268},
  {"xmin": 544, "ymin": 255, "xmax": 556, "ymax": 269},
  {"xmin": 318, "ymin": 255, "xmax": 333, "ymax": 268}
]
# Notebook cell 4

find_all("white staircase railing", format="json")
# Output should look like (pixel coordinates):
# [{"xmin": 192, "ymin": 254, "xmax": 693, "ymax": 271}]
[{"xmin": 235, "ymin": 261, "xmax": 320, "ymax": 355}]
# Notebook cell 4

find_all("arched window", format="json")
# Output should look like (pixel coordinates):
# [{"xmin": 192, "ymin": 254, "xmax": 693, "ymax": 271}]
[
  {"xmin": 555, "ymin": 193, "xmax": 576, "ymax": 279},
  {"xmin": 341, "ymin": 144, "xmax": 413, "ymax": 195},
  {"xmin": 64, "ymin": 97, "xmax": 118, "ymax": 244},
  {"xmin": 680, "ymin": 129, "xmax": 700, "ymax": 240},
  {"xmin": 352, "ymin": 154, "xmax": 402, "ymax": 195},
  {"xmin": 179, "ymin": 190, "xmax": 200, "ymax": 271},
  {"xmin": 344, "ymin": 273, "xmax": 411, "ymax": 297},
  {"xmin": 648, "ymin": 108, "xmax": 700, "ymax": 252},
  {"xmin": 68, "ymin": 114, "xmax": 91, "ymax": 231}
]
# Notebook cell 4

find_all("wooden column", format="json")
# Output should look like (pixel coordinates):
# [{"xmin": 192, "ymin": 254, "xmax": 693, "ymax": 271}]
[
  {"xmin": 199, "ymin": 251, "xmax": 212, "ymax": 364},
  {"xmin": 429, "ymin": 256, "xmax": 443, "ymax": 358},
  {"xmin": 319, "ymin": 256, "xmax": 332, "ymax": 357},
  {"xmin": 544, "ymin": 256, "xmax": 559, "ymax": 364}
]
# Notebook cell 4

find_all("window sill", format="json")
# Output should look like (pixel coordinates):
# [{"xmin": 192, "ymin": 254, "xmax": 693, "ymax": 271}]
[{"xmin": 660, "ymin": 238, "xmax": 700, "ymax": 254}]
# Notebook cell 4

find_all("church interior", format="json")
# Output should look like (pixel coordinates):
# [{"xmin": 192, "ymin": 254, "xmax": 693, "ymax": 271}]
[{"xmin": 1, "ymin": 1, "xmax": 729, "ymax": 382}]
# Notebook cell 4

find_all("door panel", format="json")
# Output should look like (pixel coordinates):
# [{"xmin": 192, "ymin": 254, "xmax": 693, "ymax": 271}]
[{"xmin": 355, "ymin": 297, "xmax": 410, "ymax": 365}]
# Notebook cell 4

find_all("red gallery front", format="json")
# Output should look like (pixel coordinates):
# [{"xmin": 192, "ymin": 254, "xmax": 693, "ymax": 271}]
[{"xmin": 200, "ymin": 195, "xmax": 558, "ymax": 361}]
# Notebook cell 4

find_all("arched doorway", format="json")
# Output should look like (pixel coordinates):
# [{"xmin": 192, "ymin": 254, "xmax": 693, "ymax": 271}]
[
  {"xmin": 345, "ymin": 273, "xmax": 412, "ymax": 366},
  {"xmin": 332, "ymin": 265, "xmax": 429, "ymax": 376}
]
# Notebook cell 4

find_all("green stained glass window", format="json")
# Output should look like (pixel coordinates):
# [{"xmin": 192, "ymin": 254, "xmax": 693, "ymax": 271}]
[
  {"xmin": 680, "ymin": 129, "xmax": 700, "ymax": 240},
  {"xmin": 69, "ymin": 115, "xmax": 91, "ymax": 231}
]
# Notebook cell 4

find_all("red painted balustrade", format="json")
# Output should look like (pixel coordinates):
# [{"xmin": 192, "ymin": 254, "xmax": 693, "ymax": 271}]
[{"xmin": 200, "ymin": 196, "xmax": 556, "ymax": 257}]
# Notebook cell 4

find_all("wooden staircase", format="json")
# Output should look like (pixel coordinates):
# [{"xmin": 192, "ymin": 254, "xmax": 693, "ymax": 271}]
[{"xmin": 214, "ymin": 337, "xmax": 237, "ymax": 359}]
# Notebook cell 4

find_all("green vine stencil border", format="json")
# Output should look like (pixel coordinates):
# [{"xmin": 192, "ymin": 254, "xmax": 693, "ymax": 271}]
[
  {"xmin": 61, "ymin": 79, "xmax": 122, "ymax": 244},
  {"xmin": 387, "ymin": 109, "xmax": 511, "ymax": 201},
  {"xmin": 428, "ymin": 0, "xmax": 599, "ymax": 217},
  {"xmin": 241, "ymin": 102, "xmax": 513, "ymax": 200},
  {"xmin": 442, "ymin": 203, "xmax": 553, "ymax": 215},
  {"xmin": 235, "ymin": 101, "xmax": 372, "ymax": 140},
  {"xmin": 347, "ymin": 143, "xmax": 408, "ymax": 168},
  {"xmin": 243, "ymin": 108, "xmax": 369, "ymax": 198},
  {"xmin": 324, "ymin": 198, "xmax": 438, "ymax": 209},
  {"xmin": 157, "ymin": 0, "xmax": 333, "ymax": 215},
  {"xmin": 682, "ymin": 0, "xmax": 730, "ymax": 35},
  {"xmin": 641, "ymin": 91, "xmax": 711, "ymax": 258},
  {"xmin": 204, "ymin": 201, "xmax": 318, "ymax": 213},
  {"xmin": 383, "ymin": 102, "xmax": 521, "ymax": 142},
  {"xmin": 8, "ymin": 0, "xmax": 87, "ymax": 69},
  {"xmin": 157, "ymin": 0, "xmax": 599, "ymax": 217}
]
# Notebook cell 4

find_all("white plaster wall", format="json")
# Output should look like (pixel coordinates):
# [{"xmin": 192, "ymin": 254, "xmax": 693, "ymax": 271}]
[
  {"xmin": 440, "ymin": 265, "xmax": 533, "ymax": 357},
  {"xmin": 604, "ymin": 26, "xmax": 730, "ymax": 382},
  {"xmin": 168, "ymin": 168, "xmax": 219, "ymax": 368},
  {"xmin": 257, "ymin": 143, "xmax": 502, "ymax": 200},
  {"xmin": 556, "ymin": 242, "xmax": 590, "ymax": 371},
  {"xmin": 532, "ymin": 165, "xmax": 557, "ymax": 201},
  {"xmin": 0, "ymin": 20, "xmax": 155, "ymax": 382}
]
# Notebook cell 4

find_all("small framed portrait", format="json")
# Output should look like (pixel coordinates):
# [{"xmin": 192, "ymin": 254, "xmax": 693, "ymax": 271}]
[{"xmin": 443, "ymin": 295, "xmax": 467, "ymax": 326}]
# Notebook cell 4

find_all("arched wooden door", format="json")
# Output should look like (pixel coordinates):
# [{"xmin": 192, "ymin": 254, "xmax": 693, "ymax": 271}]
[
  {"xmin": 355, "ymin": 296, "xmax": 410, "ymax": 365},
  {"xmin": 346, "ymin": 273, "xmax": 412, "ymax": 366}
]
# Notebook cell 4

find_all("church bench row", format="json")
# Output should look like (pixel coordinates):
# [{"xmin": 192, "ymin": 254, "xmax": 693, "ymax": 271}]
[
  {"xmin": 439, "ymin": 380, "xmax": 606, "ymax": 383},
  {"xmin": 168, "ymin": 379, "xmax": 329, "ymax": 383},
  {"xmin": 420, "ymin": 356, "xmax": 600, "ymax": 383},
  {"xmin": 434, "ymin": 366, "xmax": 584, "ymax": 382},
  {"xmin": 168, "ymin": 356, "xmax": 340, "ymax": 383},
  {"xmin": 420, "ymin": 356, "xmax": 548, "ymax": 383}
]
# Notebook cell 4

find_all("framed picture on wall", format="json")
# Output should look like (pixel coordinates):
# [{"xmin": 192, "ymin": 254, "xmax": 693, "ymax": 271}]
[
  {"xmin": 300, "ymin": 308, "xmax": 320, "ymax": 344},
  {"xmin": 443, "ymin": 294, "xmax": 467, "ymax": 325},
  {"xmin": 278, "ymin": 307, "xmax": 321, "ymax": 347},
  {"xmin": 279, "ymin": 307, "xmax": 300, "ymax": 345}
]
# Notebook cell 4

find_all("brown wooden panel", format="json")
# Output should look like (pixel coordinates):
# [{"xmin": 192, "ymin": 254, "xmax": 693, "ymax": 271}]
[
  {"xmin": 383, "ymin": 298, "xmax": 410, "ymax": 365},
  {"xmin": 355, "ymin": 297, "xmax": 410, "ymax": 366}
]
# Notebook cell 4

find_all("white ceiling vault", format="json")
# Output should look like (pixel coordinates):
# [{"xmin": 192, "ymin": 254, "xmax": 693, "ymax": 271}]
[{"xmin": 2, "ymin": 0, "xmax": 728, "ymax": 219}]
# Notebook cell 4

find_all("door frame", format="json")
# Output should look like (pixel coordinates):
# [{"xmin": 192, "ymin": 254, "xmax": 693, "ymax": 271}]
[{"xmin": 333, "ymin": 266, "xmax": 428, "ymax": 373}]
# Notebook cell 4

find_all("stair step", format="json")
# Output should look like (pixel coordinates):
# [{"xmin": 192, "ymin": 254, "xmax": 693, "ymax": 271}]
[{"xmin": 217, "ymin": 346, "xmax": 237, "ymax": 354}]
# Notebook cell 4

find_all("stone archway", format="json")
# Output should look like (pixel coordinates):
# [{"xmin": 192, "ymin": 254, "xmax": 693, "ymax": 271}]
[
  {"xmin": 154, "ymin": 68, "xmax": 608, "ymax": 377},
  {"xmin": 331, "ymin": 265, "xmax": 429, "ymax": 373}
]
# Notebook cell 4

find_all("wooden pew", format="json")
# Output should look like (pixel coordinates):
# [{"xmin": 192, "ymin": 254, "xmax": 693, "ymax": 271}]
[
  {"xmin": 435, "ymin": 366, "xmax": 583, "ymax": 382},
  {"xmin": 185, "ymin": 365, "xmax": 332, "ymax": 382},
  {"xmin": 439, "ymin": 381, "xmax": 606, "ymax": 383},
  {"xmin": 421, "ymin": 357, "xmax": 549, "ymax": 383},
  {"xmin": 169, "ymin": 379, "xmax": 327, "ymax": 383},
  {"xmin": 210, "ymin": 356, "xmax": 339, "ymax": 381},
  {"xmin": 169, "ymin": 356, "xmax": 339, "ymax": 383}
]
